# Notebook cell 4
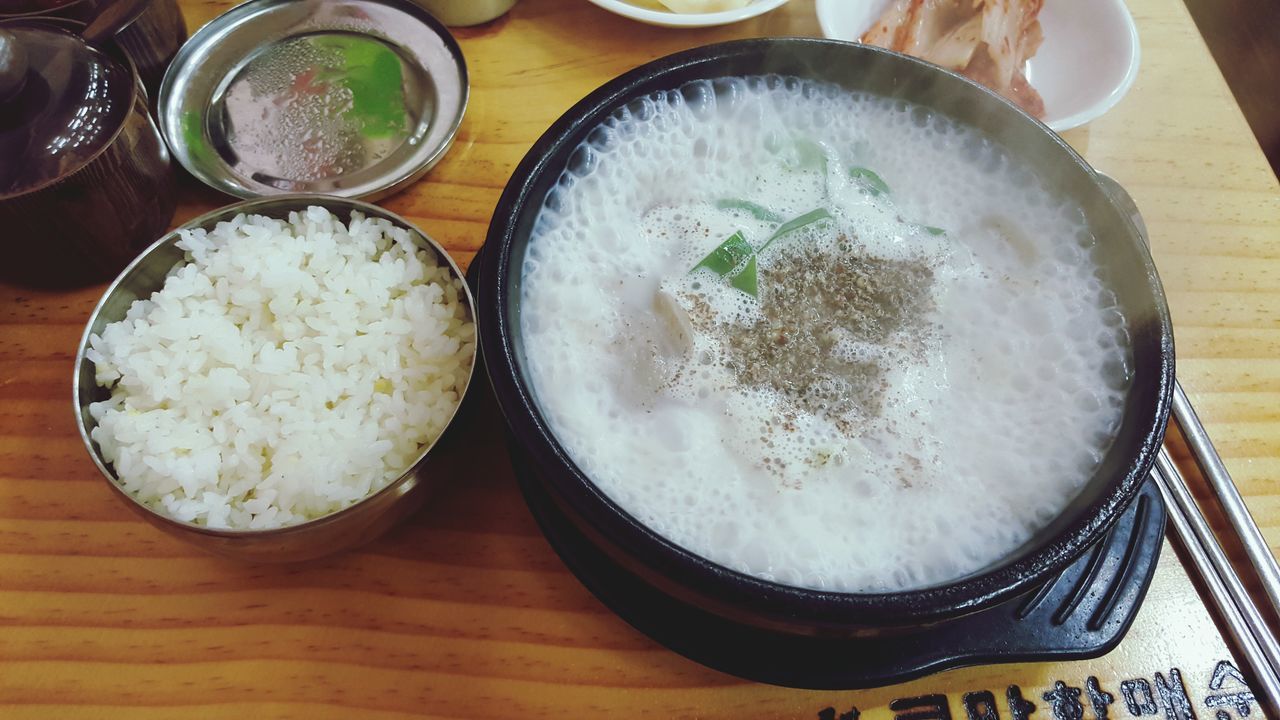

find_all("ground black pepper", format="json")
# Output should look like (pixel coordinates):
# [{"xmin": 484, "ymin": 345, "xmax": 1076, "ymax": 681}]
[{"xmin": 703, "ymin": 235, "xmax": 934, "ymax": 424}]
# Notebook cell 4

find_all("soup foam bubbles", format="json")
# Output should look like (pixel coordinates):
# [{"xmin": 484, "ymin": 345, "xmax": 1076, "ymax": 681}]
[{"xmin": 520, "ymin": 76, "xmax": 1131, "ymax": 593}]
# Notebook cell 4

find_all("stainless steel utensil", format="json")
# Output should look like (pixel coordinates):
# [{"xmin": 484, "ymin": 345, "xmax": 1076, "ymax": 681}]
[
  {"xmin": 82, "ymin": 0, "xmax": 150, "ymax": 45},
  {"xmin": 1098, "ymin": 173, "xmax": 1280, "ymax": 717},
  {"xmin": 158, "ymin": 0, "xmax": 468, "ymax": 200},
  {"xmin": 1171, "ymin": 383, "xmax": 1280, "ymax": 619},
  {"xmin": 72, "ymin": 195, "xmax": 477, "ymax": 562}
]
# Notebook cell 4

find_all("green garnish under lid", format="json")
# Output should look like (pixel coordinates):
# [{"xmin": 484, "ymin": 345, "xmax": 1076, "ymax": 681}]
[
  {"xmin": 311, "ymin": 35, "xmax": 408, "ymax": 140},
  {"xmin": 180, "ymin": 110, "xmax": 216, "ymax": 170},
  {"xmin": 849, "ymin": 166, "xmax": 891, "ymax": 196},
  {"xmin": 691, "ymin": 208, "xmax": 834, "ymax": 298}
]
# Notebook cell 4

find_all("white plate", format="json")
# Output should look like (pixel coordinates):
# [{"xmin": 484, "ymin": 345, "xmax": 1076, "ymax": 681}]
[
  {"xmin": 586, "ymin": 0, "xmax": 790, "ymax": 28},
  {"xmin": 815, "ymin": 0, "xmax": 1141, "ymax": 132}
]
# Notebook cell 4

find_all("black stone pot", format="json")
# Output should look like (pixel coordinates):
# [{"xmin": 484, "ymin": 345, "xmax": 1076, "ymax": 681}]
[{"xmin": 476, "ymin": 38, "xmax": 1174, "ymax": 637}]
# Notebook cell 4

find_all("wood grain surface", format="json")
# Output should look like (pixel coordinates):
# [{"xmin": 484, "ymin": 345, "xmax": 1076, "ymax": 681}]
[{"xmin": 1, "ymin": 0, "xmax": 1278, "ymax": 718}]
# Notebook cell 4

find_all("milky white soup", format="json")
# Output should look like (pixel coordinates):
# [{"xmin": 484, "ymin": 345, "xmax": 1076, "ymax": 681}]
[{"xmin": 519, "ymin": 76, "xmax": 1131, "ymax": 593}]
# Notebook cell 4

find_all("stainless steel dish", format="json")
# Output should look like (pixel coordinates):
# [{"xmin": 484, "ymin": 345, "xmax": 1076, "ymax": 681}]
[
  {"xmin": 73, "ymin": 195, "xmax": 477, "ymax": 562},
  {"xmin": 158, "ymin": 0, "xmax": 468, "ymax": 201}
]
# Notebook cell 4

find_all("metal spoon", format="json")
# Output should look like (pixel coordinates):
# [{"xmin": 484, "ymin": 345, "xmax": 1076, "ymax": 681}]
[
  {"xmin": 81, "ymin": 0, "xmax": 151, "ymax": 46},
  {"xmin": 1098, "ymin": 172, "xmax": 1280, "ymax": 717}
]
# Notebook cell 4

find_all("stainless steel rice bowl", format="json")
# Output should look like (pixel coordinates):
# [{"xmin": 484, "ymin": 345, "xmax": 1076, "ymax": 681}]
[{"xmin": 73, "ymin": 195, "xmax": 477, "ymax": 562}]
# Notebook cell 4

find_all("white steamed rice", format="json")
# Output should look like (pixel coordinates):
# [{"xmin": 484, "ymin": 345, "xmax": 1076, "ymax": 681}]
[{"xmin": 86, "ymin": 206, "xmax": 475, "ymax": 530}]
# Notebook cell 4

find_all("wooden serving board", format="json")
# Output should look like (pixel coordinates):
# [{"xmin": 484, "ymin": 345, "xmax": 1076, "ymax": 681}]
[{"xmin": 1, "ymin": 0, "xmax": 1277, "ymax": 717}]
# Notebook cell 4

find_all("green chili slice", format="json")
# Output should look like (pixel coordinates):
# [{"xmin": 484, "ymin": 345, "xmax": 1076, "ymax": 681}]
[
  {"xmin": 715, "ymin": 199, "xmax": 784, "ymax": 223},
  {"xmin": 849, "ymin": 166, "xmax": 890, "ymax": 196},
  {"xmin": 756, "ymin": 208, "xmax": 833, "ymax": 254},
  {"xmin": 791, "ymin": 138, "xmax": 828, "ymax": 170},
  {"xmin": 730, "ymin": 256, "xmax": 759, "ymax": 296},
  {"xmin": 691, "ymin": 209, "xmax": 833, "ymax": 297},
  {"xmin": 693, "ymin": 230, "xmax": 754, "ymax": 277}
]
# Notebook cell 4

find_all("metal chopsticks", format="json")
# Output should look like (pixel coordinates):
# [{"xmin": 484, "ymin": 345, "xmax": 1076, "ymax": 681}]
[
  {"xmin": 1152, "ymin": 447, "xmax": 1280, "ymax": 716},
  {"xmin": 1097, "ymin": 173, "xmax": 1280, "ymax": 714},
  {"xmin": 1171, "ymin": 383, "xmax": 1280, "ymax": 620}
]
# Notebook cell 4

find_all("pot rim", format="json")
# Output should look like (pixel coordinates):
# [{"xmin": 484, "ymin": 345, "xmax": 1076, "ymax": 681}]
[{"xmin": 478, "ymin": 37, "xmax": 1175, "ymax": 627}]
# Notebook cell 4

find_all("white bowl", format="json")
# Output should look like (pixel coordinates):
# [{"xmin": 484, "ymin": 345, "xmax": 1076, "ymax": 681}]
[
  {"xmin": 815, "ymin": 0, "xmax": 1140, "ymax": 132},
  {"xmin": 587, "ymin": 0, "xmax": 790, "ymax": 27}
]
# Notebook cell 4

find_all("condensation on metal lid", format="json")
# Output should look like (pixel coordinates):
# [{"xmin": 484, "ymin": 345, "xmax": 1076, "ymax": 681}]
[{"xmin": 157, "ymin": 0, "xmax": 467, "ymax": 201}]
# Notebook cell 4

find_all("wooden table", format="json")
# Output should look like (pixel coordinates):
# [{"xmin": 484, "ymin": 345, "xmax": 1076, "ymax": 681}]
[{"xmin": 2, "ymin": 0, "xmax": 1277, "ymax": 717}]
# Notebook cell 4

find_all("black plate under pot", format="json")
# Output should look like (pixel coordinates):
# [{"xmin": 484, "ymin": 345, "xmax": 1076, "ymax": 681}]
[
  {"xmin": 507, "ymin": 433, "xmax": 1168, "ymax": 688},
  {"xmin": 475, "ymin": 37, "xmax": 1175, "ymax": 658}
]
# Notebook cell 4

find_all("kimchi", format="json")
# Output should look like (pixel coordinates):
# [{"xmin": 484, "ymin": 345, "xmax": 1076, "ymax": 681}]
[{"xmin": 861, "ymin": 0, "xmax": 1046, "ymax": 118}]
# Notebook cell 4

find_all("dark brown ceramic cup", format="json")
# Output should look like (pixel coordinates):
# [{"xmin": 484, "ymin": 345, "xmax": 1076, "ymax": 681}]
[
  {"xmin": 0, "ymin": 0, "xmax": 186, "ymax": 98},
  {"xmin": 0, "ymin": 20, "xmax": 175, "ymax": 288}
]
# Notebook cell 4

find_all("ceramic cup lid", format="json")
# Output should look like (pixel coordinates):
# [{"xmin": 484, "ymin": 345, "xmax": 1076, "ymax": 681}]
[
  {"xmin": 0, "ymin": 21, "xmax": 133, "ymax": 197},
  {"xmin": 157, "ymin": 0, "xmax": 468, "ymax": 200}
]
